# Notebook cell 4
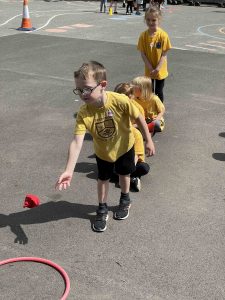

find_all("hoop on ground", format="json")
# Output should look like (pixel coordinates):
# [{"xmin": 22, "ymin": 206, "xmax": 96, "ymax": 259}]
[{"xmin": 0, "ymin": 257, "xmax": 70, "ymax": 300}]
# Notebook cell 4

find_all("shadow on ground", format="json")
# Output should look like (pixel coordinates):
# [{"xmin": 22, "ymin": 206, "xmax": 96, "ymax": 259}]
[
  {"xmin": 212, "ymin": 132, "xmax": 225, "ymax": 162},
  {"xmin": 0, "ymin": 201, "xmax": 100, "ymax": 244}
]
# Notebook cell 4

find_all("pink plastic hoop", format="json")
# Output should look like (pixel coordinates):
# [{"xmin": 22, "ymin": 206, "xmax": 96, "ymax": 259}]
[{"xmin": 0, "ymin": 257, "xmax": 70, "ymax": 300}]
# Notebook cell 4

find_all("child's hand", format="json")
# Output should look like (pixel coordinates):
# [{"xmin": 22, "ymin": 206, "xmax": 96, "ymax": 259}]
[
  {"xmin": 145, "ymin": 140, "xmax": 155, "ymax": 156},
  {"xmin": 151, "ymin": 69, "xmax": 159, "ymax": 76},
  {"xmin": 148, "ymin": 65, "xmax": 153, "ymax": 73},
  {"xmin": 55, "ymin": 171, "xmax": 73, "ymax": 191}
]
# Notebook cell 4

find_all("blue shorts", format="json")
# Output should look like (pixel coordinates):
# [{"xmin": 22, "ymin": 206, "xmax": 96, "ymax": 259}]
[{"xmin": 96, "ymin": 146, "xmax": 135, "ymax": 180}]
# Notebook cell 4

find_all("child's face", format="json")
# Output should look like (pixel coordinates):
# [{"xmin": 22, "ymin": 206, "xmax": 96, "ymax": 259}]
[
  {"xmin": 145, "ymin": 13, "xmax": 159, "ymax": 32},
  {"xmin": 133, "ymin": 86, "xmax": 142, "ymax": 98},
  {"xmin": 74, "ymin": 75, "xmax": 106, "ymax": 105}
]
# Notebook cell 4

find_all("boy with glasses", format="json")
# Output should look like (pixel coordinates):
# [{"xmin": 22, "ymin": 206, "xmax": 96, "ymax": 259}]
[{"xmin": 55, "ymin": 61, "xmax": 155, "ymax": 232}]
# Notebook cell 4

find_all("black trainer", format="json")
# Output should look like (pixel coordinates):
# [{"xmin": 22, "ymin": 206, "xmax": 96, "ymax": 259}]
[
  {"xmin": 130, "ymin": 177, "xmax": 141, "ymax": 192},
  {"xmin": 92, "ymin": 207, "xmax": 109, "ymax": 232},
  {"xmin": 114, "ymin": 199, "xmax": 131, "ymax": 220}
]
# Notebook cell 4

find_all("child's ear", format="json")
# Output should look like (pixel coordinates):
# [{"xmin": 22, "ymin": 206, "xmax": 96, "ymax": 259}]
[{"xmin": 100, "ymin": 80, "xmax": 107, "ymax": 88}]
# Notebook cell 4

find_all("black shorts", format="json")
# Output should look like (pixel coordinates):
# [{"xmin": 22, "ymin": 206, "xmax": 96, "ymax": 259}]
[{"xmin": 96, "ymin": 146, "xmax": 135, "ymax": 181}]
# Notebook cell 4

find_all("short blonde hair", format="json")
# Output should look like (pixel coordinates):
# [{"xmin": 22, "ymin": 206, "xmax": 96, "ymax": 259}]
[
  {"xmin": 74, "ymin": 61, "xmax": 107, "ymax": 83},
  {"xmin": 131, "ymin": 76, "xmax": 152, "ymax": 101},
  {"xmin": 145, "ymin": 6, "xmax": 162, "ymax": 22},
  {"xmin": 114, "ymin": 82, "xmax": 134, "ymax": 98}
]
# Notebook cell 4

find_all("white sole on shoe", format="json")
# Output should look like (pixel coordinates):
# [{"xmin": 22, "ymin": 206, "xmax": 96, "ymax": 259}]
[
  {"xmin": 92, "ymin": 214, "xmax": 109, "ymax": 232},
  {"xmin": 114, "ymin": 207, "xmax": 130, "ymax": 220}
]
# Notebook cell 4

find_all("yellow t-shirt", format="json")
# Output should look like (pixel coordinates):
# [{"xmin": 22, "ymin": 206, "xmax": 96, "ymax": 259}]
[
  {"xmin": 130, "ymin": 99, "xmax": 145, "ymax": 117},
  {"xmin": 134, "ymin": 94, "xmax": 165, "ymax": 130},
  {"xmin": 132, "ymin": 127, "xmax": 145, "ymax": 163},
  {"xmin": 137, "ymin": 28, "xmax": 172, "ymax": 80},
  {"xmin": 74, "ymin": 91, "xmax": 140, "ymax": 162}
]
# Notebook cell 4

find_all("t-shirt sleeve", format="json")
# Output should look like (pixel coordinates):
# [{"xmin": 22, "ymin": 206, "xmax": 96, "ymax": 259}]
[
  {"xmin": 163, "ymin": 33, "xmax": 172, "ymax": 52},
  {"xmin": 137, "ymin": 32, "xmax": 145, "ymax": 52},
  {"xmin": 118, "ymin": 94, "xmax": 140, "ymax": 119},
  {"xmin": 132, "ymin": 100, "xmax": 145, "ymax": 118},
  {"xmin": 128, "ymin": 100, "xmax": 141, "ymax": 119},
  {"xmin": 74, "ymin": 111, "xmax": 87, "ymax": 135}
]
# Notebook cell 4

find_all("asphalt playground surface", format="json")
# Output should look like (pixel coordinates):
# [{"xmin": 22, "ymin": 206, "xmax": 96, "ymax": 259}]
[{"xmin": 0, "ymin": 1, "xmax": 225, "ymax": 299}]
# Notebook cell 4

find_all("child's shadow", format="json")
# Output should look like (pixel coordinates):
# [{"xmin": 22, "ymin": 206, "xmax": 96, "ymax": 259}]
[
  {"xmin": 0, "ymin": 201, "xmax": 101, "ymax": 245},
  {"xmin": 75, "ymin": 162, "xmax": 97, "ymax": 180},
  {"xmin": 212, "ymin": 132, "xmax": 225, "ymax": 162}
]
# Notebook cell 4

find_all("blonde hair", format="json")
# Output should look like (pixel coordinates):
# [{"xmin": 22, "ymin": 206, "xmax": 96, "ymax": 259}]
[
  {"xmin": 131, "ymin": 76, "xmax": 152, "ymax": 101},
  {"xmin": 145, "ymin": 6, "xmax": 162, "ymax": 22},
  {"xmin": 114, "ymin": 82, "xmax": 134, "ymax": 98},
  {"xmin": 74, "ymin": 61, "xmax": 107, "ymax": 83}
]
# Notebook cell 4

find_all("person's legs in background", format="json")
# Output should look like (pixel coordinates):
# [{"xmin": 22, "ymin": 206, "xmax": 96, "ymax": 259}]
[
  {"xmin": 152, "ymin": 79, "xmax": 165, "ymax": 103},
  {"xmin": 130, "ymin": 161, "xmax": 150, "ymax": 192}
]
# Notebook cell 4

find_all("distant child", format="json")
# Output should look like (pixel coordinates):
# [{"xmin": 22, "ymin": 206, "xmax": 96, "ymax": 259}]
[
  {"xmin": 100, "ymin": 0, "xmax": 107, "ymax": 13},
  {"xmin": 113, "ymin": 82, "xmax": 150, "ymax": 192},
  {"xmin": 137, "ymin": 6, "xmax": 172, "ymax": 102},
  {"xmin": 126, "ymin": 0, "xmax": 134, "ymax": 14},
  {"xmin": 114, "ymin": 82, "xmax": 145, "ymax": 120},
  {"xmin": 109, "ymin": 0, "xmax": 118, "ymax": 13},
  {"xmin": 132, "ymin": 76, "xmax": 165, "ymax": 134},
  {"xmin": 55, "ymin": 61, "xmax": 155, "ymax": 233}
]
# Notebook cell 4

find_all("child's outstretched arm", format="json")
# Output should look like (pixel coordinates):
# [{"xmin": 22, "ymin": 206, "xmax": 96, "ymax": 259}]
[
  {"xmin": 55, "ymin": 134, "xmax": 85, "ymax": 191},
  {"xmin": 135, "ymin": 114, "xmax": 155, "ymax": 156}
]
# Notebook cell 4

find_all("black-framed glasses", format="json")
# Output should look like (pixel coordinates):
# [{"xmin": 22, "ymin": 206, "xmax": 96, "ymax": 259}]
[{"xmin": 73, "ymin": 83, "xmax": 101, "ymax": 96}]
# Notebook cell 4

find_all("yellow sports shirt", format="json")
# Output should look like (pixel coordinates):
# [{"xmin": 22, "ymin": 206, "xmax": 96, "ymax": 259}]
[
  {"xmin": 134, "ymin": 94, "xmax": 165, "ymax": 130},
  {"xmin": 137, "ymin": 28, "xmax": 172, "ymax": 80},
  {"xmin": 130, "ymin": 99, "xmax": 145, "ymax": 117},
  {"xmin": 74, "ymin": 92, "xmax": 140, "ymax": 162},
  {"xmin": 132, "ymin": 127, "xmax": 145, "ymax": 163}
]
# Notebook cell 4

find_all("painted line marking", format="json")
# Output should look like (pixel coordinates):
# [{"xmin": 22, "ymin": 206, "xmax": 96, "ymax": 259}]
[
  {"xmin": 71, "ymin": 23, "xmax": 93, "ymax": 28},
  {"xmin": 197, "ymin": 24, "xmax": 225, "ymax": 41},
  {"xmin": 29, "ymin": 12, "xmax": 92, "ymax": 32},
  {"xmin": 0, "ymin": 68, "xmax": 73, "ymax": 82},
  {"xmin": 45, "ymin": 23, "xmax": 94, "ymax": 32},
  {"xmin": 0, "ymin": 14, "xmax": 21, "ymax": 26},
  {"xmin": 199, "ymin": 42, "xmax": 225, "ymax": 49},
  {"xmin": 185, "ymin": 44, "xmax": 217, "ymax": 51},
  {"xmin": 207, "ymin": 40, "xmax": 225, "ymax": 45},
  {"xmin": 0, "ymin": 10, "xmax": 73, "ymax": 27},
  {"xmin": 172, "ymin": 46, "xmax": 188, "ymax": 51},
  {"xmin": 58, "ymin": 26, "xmax": 73, "ymax": 29}
]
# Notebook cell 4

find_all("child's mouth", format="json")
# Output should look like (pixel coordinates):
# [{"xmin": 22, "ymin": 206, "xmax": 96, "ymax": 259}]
[{"xmin": 83, "ymin": 97, "xmax": 90, "ymax": 101}]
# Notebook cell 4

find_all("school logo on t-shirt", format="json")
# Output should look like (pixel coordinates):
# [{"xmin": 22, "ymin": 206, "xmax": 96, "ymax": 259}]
[
  {"xmin": 95, "ymin": 118, "xmax": 116, "ymax": 138},
  {"xmin": 156, "ymin": 42, "xmax": 161, "ymax": 49},
  {"xmin": 106, "ymin": 110, "xmax": 113, "ymax": 117}
]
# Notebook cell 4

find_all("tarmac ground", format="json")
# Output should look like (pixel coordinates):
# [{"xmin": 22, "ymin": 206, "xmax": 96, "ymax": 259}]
[{"xmin": 0, "ymin": 1, "xmax": 225, "ymax": 299}]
